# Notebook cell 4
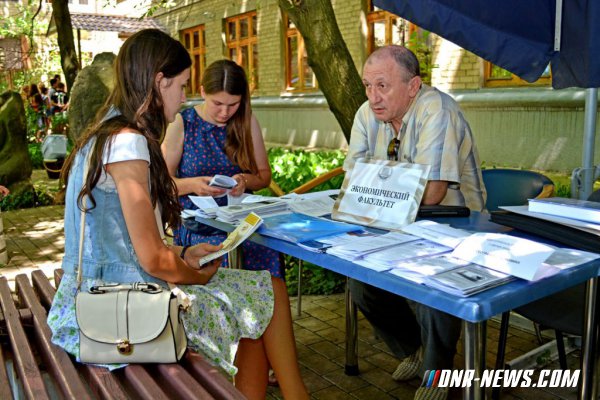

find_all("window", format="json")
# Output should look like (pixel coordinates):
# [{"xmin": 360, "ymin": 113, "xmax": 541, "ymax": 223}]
[
  {"xmin": 367, "ymin": 1, "xmax": 412, "ymax": 54},
  {"xmin": 284, "ymin": 14, "xmax": 317, "ymax": 92},
  {"xmin": 484, "ymin": 62, "xmax": 551, "ymax": 87},
  {"xmin": 180, "ymin": 25, "xmax": 206, "ymax": 96},
  {"xmin": 366, "ymin": 1, "xmax": 433, "ymax": 84},
  {"xmin": 225, "ymin": 11, "xmax": 258, "ymax": 91}
]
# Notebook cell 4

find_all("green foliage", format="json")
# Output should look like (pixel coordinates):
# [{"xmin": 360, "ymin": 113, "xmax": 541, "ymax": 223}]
[
  {"xmin": 407, "ymin": 30, "xmax": 436, "ymax": 86},
  {"xmin": 0, "ymin": 4, "xmax": 61, "ymax": 93},
  {"xmin": 0, "ymin": 186, "xmax": 55, "ymax": 211},
  {"xmin": 260, "ymin": 148, "xmax": 347, "ymax": 296},
  {"xmin": 283, "ymin": 256, "xmax": 346, "ymax": 296},
  {"xmin": 28, "ymin": 143, "xmax": 44, "ymax": 169},
  {"xmin": 262, "ymin": 147, "xmax": 346, "ymax": 195}
]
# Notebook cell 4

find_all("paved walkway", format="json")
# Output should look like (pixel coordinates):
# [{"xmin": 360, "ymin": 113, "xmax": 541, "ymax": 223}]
[{"xmin": 0, "ymin": 205, "xmax": 581, "ymax": 399}]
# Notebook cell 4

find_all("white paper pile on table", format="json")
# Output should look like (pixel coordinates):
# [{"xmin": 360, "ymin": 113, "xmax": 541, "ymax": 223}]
[{"xmin": 216, "ymin": 200, "xmax": 290, "ymax": 223}]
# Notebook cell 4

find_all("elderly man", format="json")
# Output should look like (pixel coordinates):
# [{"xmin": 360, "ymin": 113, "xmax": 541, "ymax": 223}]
[{"xmin": 344, "ymin": 45, "xmax": 486, "ymax": 400}]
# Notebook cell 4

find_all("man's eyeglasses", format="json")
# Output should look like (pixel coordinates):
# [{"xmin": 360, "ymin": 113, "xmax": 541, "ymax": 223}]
[{"xmin": 387, "ymin": 137, "xmax": 400, "ymax": 161}]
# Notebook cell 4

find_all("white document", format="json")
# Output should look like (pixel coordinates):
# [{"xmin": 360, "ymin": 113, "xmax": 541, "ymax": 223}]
[
  {"xmin": 289, "ymin": 196, "xmax": 336, "ymax": 217},
  {"xmin": 209, "ymin": 174, "xmax": 237, "ymax": 189},
  {"xmin": 425, "ymin": 264, "xmax": 513, "ymax": 297},
  {"xmin": 189, "ymin": 195, "xmax": 219, "ymax": 210},
  {"xmin": 388, "ymin": 254, "xmax": 471, "ymax": 283},
  {"xmin": 543, "ymin": 247, "xmax": 600, "ymax": 270},
  {"xmin": 451, "ymin": 232, "xmax": 555, "ymax": 281},
  {"xmin": 363, "ymin": 239, "xmax": 453, "ymax": 267},
  {"xmin": 401, "ymin": 220, "xmax": 472, "ymax": 248},
  {"xmin": 327, "ymin": 231, "xmax": 419, "ymax": 260}
]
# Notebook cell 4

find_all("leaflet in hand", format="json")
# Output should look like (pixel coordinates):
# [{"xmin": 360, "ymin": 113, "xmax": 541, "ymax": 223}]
[
  {"xmin": 198, "ymin": 212, "xmax": 263, "ymax": 266},
  {"xmin": 209, "ymin": 174, "xmax": 238, "ymax": 189}
]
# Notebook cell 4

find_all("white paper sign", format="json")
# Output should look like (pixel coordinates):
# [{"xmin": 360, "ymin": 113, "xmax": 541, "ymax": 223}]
[
  {"xmin": 451, "ymin": 232, "xmax": 555, "ymax": 281},
  {"xmin": 401, "ymin": 220, "xmax": 472, "ymax": 248},
  {"xmin": 332, "ymin": 159, "xmax": 430, "ymax": 231}
]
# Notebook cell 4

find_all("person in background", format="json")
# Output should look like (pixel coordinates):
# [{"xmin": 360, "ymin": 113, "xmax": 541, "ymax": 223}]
[
  {"xmin": 51, "ymin": 82, "xmax": 69, "ymax": 114},
  {"xmin": 0, "ymin": 185, "xmax": 8, "ymax": 198},
  {"xmin": 162, "ymin": 59, "xmax": 302, "ymax": 390},
  {"xmin": 47, "ymin": 29, "xmax": 308, "ymax": 400},
  {"xmin": 48, "ymin": 78, "xmax": 58, "ymax": 115},
  {"xmin": 344, "ymin": 45, "xmax": 486, "ymax": 400},
  {"xmin": 28, "ymin": 83, "xmax": 47, "ymax": 142}
]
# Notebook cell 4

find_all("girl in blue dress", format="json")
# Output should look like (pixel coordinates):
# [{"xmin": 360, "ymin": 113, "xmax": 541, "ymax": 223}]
[{"xmin": 48, "ymin": 30, "xmax": 307, "ymax": 400}]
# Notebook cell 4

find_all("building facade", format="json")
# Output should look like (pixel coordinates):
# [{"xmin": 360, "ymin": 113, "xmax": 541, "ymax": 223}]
[{"xmin": 154, "ymin": 0, "xmax": 599, "ymax": 174}]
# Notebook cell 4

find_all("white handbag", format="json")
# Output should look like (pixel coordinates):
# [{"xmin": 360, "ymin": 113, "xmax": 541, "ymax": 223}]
[{"xmin": 74, "ymin": 148, "xmax": 188, "ymax": 364}]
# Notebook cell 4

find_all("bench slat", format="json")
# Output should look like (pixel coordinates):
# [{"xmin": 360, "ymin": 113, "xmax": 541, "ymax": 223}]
[
  {"xmin": 15, "ymin": 274, "xmax": 92, "ymax": 400},
  {"xmin": 152, "ymin": 363, "xmax": 216, "ymax": 399},
  {"xmin": 120, "ymin": 365, "xmax": 170, "ymax": 399},
  {"xmin": 0, "ymin": 277, "xmax": 50, "ymax": 400},
  {"xmin": 31, "ymin": 270, "xmax": 55, "ymax": 310},
  {"xmin": 182, "ymin": 352, "xmax": 246, "ymax": 400},
  {"xmin": 0, "ymin": 346, "xmax": 15, "ymax": 399},
  {"xmin": 79, "ymin": 365, "xmax": 131, "ymax": 400}
]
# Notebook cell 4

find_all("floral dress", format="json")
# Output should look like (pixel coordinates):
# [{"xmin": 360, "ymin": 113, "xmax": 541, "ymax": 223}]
[
  {"xmin": 47, "ymin": 134, "xmax": 274, "ymax": 375},
  {"xmin": 174, "ymin": 107, "xmax": 283, "ymax": 278}
]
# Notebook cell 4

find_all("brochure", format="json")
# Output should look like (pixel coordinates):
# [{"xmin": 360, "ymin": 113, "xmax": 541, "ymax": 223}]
[
  {"xmin": 258, "ymin": 213, "xmax": 363, "ymax": 243},
  {"xmin": 425, "ymin": 264, "xmax": 514, "ymax": 297},
  {"xmin": 198, "ymin": 212, "xmax": 263, "ymax": 266},
  {"xmin": 209, "ymin": 174, "xmax": 238, "ymax": 189}
]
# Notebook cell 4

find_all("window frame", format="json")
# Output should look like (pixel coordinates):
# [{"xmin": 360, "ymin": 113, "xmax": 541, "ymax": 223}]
[
  {"xmin": 180, "ymin": 25, "xmax": 206, "ymax": 96},
  {"xmin": 483, "ymin": 61, "xmax": 552, "ymax": 87},
  {"xmin": 225, "ymin": 11, "xmax": 258, "ymax": 91},
  {"xmin": 283, "ymin": 14, "xmax": 318, "ymax": 93}
]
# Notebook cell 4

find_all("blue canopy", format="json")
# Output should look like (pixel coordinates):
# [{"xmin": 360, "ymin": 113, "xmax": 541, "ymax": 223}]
[{"xmin": 373, "ymin": 0, "xmax": 600, "ymax": 89}]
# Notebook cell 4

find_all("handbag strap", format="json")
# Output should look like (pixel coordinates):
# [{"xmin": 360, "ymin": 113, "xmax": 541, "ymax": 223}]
[{"xmin": 76, "ymin": 148, "xmax": 93, "ymax": 289}]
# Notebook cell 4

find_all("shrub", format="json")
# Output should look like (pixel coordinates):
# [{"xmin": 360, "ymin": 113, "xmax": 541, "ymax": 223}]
[
  {"xmin": 28, "ymin": 142, "xmax": 44, "ymax": 169},
  {"xmin": 264, "ymin": 148, "xmax": 347, "ymax": 296}
]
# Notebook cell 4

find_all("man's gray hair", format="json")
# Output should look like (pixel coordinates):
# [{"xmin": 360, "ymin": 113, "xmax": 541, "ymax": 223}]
[{"xmin": 367, "ymin": 46, "xmax": 420, "ymax": 80}]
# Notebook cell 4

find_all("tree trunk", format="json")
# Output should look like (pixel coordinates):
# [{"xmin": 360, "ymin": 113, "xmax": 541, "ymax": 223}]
[
  {"xmin": 279, "ymin": 0, "xmax": 366, "ymax": 143},
  {"xmin": 52, "ymin": 0, "xmax": 80, "ymax": 92}
]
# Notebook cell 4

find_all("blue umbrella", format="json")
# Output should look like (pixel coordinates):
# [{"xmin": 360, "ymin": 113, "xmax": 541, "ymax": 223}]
[{"xmin": 374, "ymin": 0, "xmax": 599, "ymax": 198}]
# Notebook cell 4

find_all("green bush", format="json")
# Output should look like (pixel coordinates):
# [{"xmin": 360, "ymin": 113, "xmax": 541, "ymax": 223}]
[
  {"xmin": 28, "ymin": 142, "xmax": 44, "ymax": 169},
  {"xmin": 0, "ymin": 187, "xmax": 54, "ymax": 211},
  {"xmin": 255, "ymin": 148, "xmax": 346, "ymax": 197},
  {"xmin": 262, "ymin": 148, "xmax": 347, "ymax": 296}
]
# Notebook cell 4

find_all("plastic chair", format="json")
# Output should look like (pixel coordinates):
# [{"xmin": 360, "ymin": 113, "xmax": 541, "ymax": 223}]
[
  {"xmin": 492, "ymin": 189, "xmax": 600, "ymax": 400},
  {"xmin": 482, "ymin": 168, "xmax": 554, "ymax": 211},
  {"xmin": 269, "ymin": 167, "xmax": 345, "ymax": 315}
]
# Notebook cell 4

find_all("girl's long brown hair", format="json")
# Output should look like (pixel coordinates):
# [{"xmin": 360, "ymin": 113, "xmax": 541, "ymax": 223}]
[
  {"xmin": 201, "ymin": 60, "xmax": 257, "ymax": 174},
  {"xmin": 60, "ymin": 29, "xmax": 191, "ymax": 230}
]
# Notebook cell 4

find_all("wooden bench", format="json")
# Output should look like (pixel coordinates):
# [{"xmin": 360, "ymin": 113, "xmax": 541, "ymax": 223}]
[{"xmin": 0, "ymin": 269, "xmax": 245, "ymax": 400}]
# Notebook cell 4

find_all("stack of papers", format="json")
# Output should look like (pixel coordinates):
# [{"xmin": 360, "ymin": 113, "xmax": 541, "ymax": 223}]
[
  {"xmin": 216, "ymin": 200, "xmax": 290, "ymax": 223},
  {"xmin": 326, "ymin": 232, "xmax": 418, "ymax": 261},
  {"xmin": 425, "ymin": 263, "xmax": 514, "ymax": 297},
  {"xmin": 528, "ymin": 197, "xmax": 600, "ymax": 224},
  {"xmin": 358, "ymin": 239, "xmax": 453, "ymax": 271}
]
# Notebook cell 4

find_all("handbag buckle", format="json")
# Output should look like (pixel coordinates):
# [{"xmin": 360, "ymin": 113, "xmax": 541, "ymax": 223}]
[{"xmin": 117, "ymin": 339, "xmax": 133, "ymax": 355}]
